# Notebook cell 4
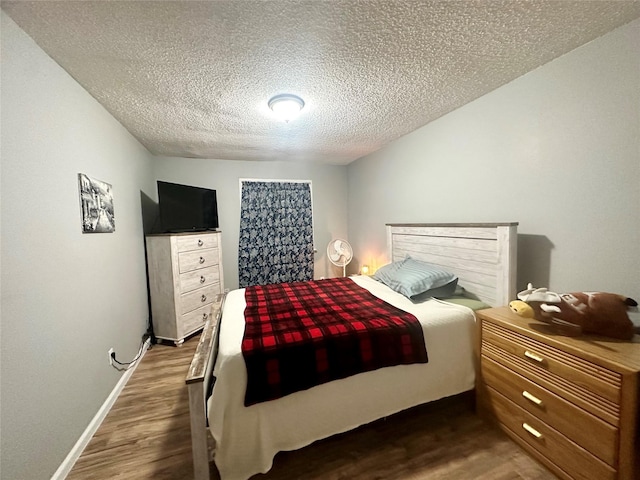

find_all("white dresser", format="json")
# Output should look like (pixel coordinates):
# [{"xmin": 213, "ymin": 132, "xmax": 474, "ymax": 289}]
[{"xmin": 146, "ymin": 231, "xmax": 224, "ymax": 345}]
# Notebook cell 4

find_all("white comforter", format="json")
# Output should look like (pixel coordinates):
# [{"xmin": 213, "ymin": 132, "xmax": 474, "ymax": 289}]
[{"xmin": 208, "ymin": 275, "xmax": 476, "ymax": 480}]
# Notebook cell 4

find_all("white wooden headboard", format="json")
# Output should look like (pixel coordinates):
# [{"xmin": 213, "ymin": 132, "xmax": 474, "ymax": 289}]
[{"xmin": 386, "ymin": 223, "xmax": 518, "ymax": 307}]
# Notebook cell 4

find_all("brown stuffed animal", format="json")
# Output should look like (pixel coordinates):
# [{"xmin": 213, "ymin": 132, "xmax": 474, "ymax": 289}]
[{"xmin": 518, "ymin": 284, "xmax": 638, "ymax": 340}]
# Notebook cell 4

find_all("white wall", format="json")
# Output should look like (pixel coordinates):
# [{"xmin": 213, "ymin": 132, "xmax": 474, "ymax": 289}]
[
  {"xmin": 347, "ymin": 19, "xmax": 640, "ymax": 303},
  {"xmin": 151, "ymin": 156, "xmax": 349, "ymax": 288},
  {"xmin": 1, "ymin": 12, "xmax": 155, "ymax": 479}
]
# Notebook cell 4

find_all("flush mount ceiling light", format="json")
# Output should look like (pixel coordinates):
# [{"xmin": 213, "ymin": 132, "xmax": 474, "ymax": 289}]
[{"xmin": 268, "ymin": 94, "xmax": 305, "ymax": 122}]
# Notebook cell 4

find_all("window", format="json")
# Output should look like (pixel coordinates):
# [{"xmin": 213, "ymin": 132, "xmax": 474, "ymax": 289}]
[{"xmin": 238, "ymin": 180, "xmax": 314, "ymax": 287}]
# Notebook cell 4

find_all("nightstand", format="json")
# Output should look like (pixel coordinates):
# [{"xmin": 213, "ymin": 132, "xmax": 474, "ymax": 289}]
[{"xmin": 476, "ymin": 307, "xmax": 640, "ymax": 480}]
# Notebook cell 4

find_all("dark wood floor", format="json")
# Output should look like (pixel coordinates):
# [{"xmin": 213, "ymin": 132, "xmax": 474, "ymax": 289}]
[{"xmin": 68, "ymin": 335, "xmax": 556, "ymax": 480}]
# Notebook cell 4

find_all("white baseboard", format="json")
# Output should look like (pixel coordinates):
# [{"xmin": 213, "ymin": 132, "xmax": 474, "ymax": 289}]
[{"xmin": 51, "ymin": 338, "xmax": 152, "ymax": 480}]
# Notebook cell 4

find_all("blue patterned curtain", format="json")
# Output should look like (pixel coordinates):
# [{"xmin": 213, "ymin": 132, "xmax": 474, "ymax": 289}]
[{"xmin": 238, "ymin": 181, "xmax": 314, "ymax": 287}]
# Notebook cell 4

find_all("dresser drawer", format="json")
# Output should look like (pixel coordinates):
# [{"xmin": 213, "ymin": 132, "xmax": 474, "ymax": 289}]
[
  {"xmin": 178, "ymin": 248, "xmax": 219, "ymax": 273},
  {"xmin": 482, "ymin": 320, "xmax": 621, "ymax": 425},
  {"xmin": 485, "ymin": 385, "xmax": 616, "ymax": 480},
  {"xmin": 477, "ymin": 307, "xmax": 640, "ymax": 480},
  {"xmin": 481, "ymin": 355, "xmax": 617, "ymax": 466},
  {"xmin": 180, "ymin": 284, "xmax": 217, "ymax": 315},
  {"xmin": 180, "ymin": 304, "xmax": 212, "ymax": 336},
  {"xmin": 179, "ymin": 266, "xmax": 220, "ymax": 294},
  {"xmin": 176, "ymin": 233, "xmax": 218, "ymax": 252}
]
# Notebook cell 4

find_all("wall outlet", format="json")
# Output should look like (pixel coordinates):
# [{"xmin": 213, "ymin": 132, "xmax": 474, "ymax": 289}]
[{"xmin": 108, "ymin": 348, "xmax": 115, "ymax": 366}]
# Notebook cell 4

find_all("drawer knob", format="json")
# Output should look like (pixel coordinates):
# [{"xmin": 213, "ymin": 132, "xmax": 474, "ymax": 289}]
[
  {"xmin": 200, "ymin": 276, "xmax": 206, "ymax": 283},
  {"xmin": 201, "ymin": 294, "xmax": 207, "ymax": 302},
  {"xmin": 522, "ymin": 390, "xmax": 543, "ymax": 406},
  {"xmin": 522, "ymin": 422, "xmax": 543, "ymax": 439},
  {"xmin": 524, "ymin": 350, "xmax": 544, "ymax": 363},
  {"xmin": 197, "ymin": 239, "xmax": 203, "ymax": 246},
  {"xmin": 199, "ymin": 257, "xmax": 205, "ymax": 264},
  {"xmin": 202, "ymin": 313, "xmax": 209, "ymax": 320}
]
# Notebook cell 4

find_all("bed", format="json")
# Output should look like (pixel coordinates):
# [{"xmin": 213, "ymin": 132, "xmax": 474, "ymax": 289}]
[{"xmin": 186, "ymin": 222, "xmax": 518, "ymax": 480}]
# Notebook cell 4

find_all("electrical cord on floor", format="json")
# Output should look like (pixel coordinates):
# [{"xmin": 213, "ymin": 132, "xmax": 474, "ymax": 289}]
[{"xmin": 110, "ymin": 337, "xmax": 149, "ymax": 371}]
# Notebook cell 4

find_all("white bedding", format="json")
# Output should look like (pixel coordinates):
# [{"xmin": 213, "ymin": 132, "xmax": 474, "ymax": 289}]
[{"xmin": 208, "ymin": 275, "xmax": 476, "ymax": 480}]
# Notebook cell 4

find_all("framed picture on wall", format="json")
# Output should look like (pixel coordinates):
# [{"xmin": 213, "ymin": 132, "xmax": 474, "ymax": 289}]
[{"xmin": 78, "ymin": 173, "xmax": 115, "ymax": 233}]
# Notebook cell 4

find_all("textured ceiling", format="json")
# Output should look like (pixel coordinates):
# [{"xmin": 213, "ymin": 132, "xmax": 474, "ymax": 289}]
[{"xmin": 3, "ymin": 1, "xmax": 640, "ymax": 164}]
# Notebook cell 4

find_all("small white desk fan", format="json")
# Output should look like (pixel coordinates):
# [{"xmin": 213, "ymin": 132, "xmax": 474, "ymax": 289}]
[{"xmin": 327, "ymin": 239, "xmax": 353, "ymax": 277}]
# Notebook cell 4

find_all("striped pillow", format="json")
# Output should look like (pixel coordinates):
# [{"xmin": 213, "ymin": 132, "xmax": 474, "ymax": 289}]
[{"xmin": 374, "ymin": 256, "xmax": 457, "ymax": 299}]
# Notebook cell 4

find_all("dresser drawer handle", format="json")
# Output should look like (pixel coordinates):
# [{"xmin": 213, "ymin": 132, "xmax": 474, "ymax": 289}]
[
  {"xmin": 200, "ymin": 276, "xmax": 206, "ymax": 283},
  {"xmin": 522, "ymin": 390, "xmax": 543, "ymax": 406},
  {"xmin": 522, "ymin": 422, "xmax": 543, "ymax": 439},
  {"xmin": 199, "ymin": 257, "xmax": 205, "ymax": 264},
  {"xmin": 201, "ymin": 294, "xmax": 207, "ymax": 302},
  {"xmin": 202, "ymin": 313, "xmax": 209, "ymax": 320},
  {"xmin": 197, "ymin": 239, "xmax": 203, "ymax": 246},
  {"xmin": 524, "ymin": 350, "xmax": 544, "ymax": 363}
]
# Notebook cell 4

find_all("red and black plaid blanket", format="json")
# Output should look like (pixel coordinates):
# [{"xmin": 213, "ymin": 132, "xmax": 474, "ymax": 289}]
[{"xmin": 241, "ymin": 277, "xmax": 428, "ymax": 406}]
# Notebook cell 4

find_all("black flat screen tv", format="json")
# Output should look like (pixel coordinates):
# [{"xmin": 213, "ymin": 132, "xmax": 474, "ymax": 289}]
[{"xmin": 157, "ymin": 181, "xmax": 219, "ymax": 233}]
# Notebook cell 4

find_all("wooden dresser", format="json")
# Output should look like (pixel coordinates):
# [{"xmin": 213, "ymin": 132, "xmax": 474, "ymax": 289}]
[
  {"xmin": 476, "ymin": 307, "xmax": 640, "ymax": 480},
  {"xmin": 146, "ymin": 231, "xmax": 224, "ymax": 346}
]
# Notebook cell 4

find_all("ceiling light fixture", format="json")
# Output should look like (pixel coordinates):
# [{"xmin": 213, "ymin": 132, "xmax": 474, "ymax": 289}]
[{"xmin": 268, "ymin": 94, "xmax": 305, "ymax": 122}]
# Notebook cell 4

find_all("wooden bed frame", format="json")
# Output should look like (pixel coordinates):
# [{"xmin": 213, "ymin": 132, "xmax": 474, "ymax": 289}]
[
  {"xmin": 386, "ymin": 223, "xmax": 518, "ymax": 306},
  {"xmin": 185, "ymin": 222, "xmax": 518, "ymax": 480}
]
